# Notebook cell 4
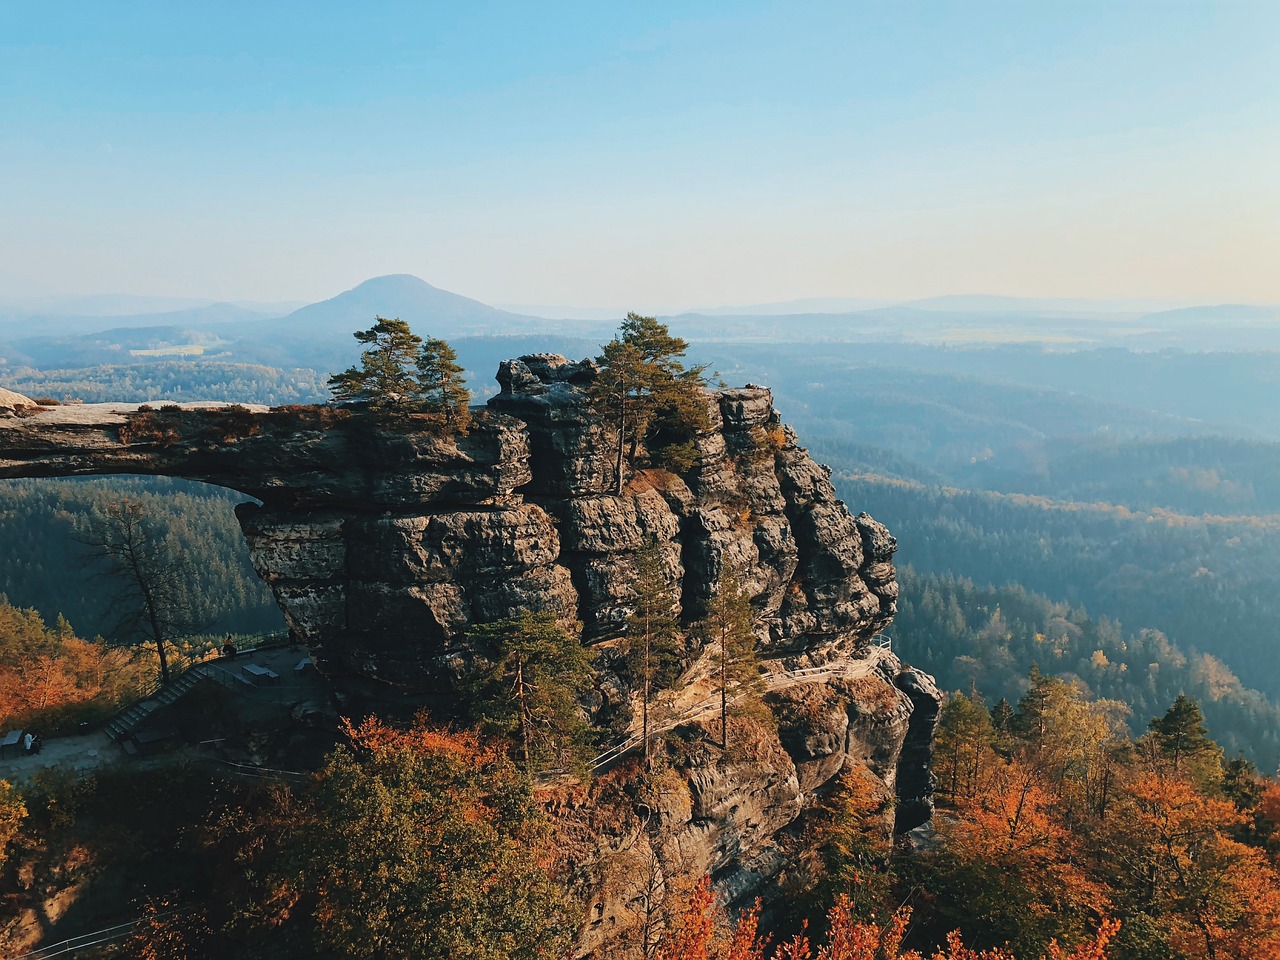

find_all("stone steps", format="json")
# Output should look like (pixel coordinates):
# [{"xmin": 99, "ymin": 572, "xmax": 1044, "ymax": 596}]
[{"xmin": 103, "ymin": 667, "xmax": 205, "ymax": 742}]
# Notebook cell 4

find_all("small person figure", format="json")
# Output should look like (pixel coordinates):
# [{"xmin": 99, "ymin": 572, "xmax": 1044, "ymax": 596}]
[
  {"xmin": 222, "ymin": 638, "xmax": 237, "ymax": 658},
  {"xmin": 22, "ymin": 732, "xmax": 33, "ymax": 754}
]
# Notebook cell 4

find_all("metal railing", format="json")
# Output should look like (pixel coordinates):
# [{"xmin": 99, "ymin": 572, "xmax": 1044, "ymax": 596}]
[
  {"xmin": 12, "ymin": 904, "xmax": 206, "ymax": 959},
  {"xmin": 10, "ymin": 920, "xmax": 139, "ymax": 959},
  {"xmin": 99, "ymin": 633, "xmax": 289, "ymax": 729},
  {"xmin": 209, "ymin": 757, "xmax": 309, "ymax": 783}
]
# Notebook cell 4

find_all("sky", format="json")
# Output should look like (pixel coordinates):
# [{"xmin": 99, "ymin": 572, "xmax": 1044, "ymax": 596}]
[{"xmin": 1, "ymin": 1, "xmax": 1276, "ymax": 310}]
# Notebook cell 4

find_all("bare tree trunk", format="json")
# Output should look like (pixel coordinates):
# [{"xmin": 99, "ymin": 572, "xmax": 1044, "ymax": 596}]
[
  {"xmin": 80, "ymin": 500, "xmax": 191, "ymax": 689},
  {"xmin": 516, "ymin": 656, "xmax": 530, "ymax": 768},
  {"xmin": 615, "ymin": 395, "xmax": 627, "ymax": 496},
  {"xmin": 135, "ymin": 568, "xmax": 172, "ymax": 687},
  {"xmin": 643, "ymin": 628, "xmax": 651, "ymax": 770},
  {"xmin": 720, "ymin": 626, "xmax": 728, "ymax": 749},
  {"xmin": 639, "ymin": 850, "xmax": 665, "ymax": 960}
]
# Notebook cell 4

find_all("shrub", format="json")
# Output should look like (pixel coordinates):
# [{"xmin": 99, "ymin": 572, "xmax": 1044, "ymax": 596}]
[
  {"xmin": 269, "ymin": 404, "xmax": 353, "ymax": 428},
  {"xmin": 119, "ymin": 412, "xmax": 181, "ymax": 447},
  {"xmin": 654, "ymin": 440, "xmax": 701, "ymax": 474},
  {"xmin": 208, "ymin": 404, "xmax": 261, "ymax": 443}
]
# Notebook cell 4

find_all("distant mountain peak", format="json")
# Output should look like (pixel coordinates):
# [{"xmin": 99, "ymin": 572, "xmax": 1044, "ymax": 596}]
[{"xmin": 273, "ymin": 275, "xmax": 535, "ymax": 336}]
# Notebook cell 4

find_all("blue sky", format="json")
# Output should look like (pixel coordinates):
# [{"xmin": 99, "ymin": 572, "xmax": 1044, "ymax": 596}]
[{"xmin": 1, "ymin": 1, "xmax": 1276, "ymax": 308}]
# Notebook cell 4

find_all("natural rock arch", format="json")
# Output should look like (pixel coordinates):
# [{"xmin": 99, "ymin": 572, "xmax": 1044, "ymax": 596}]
[{"xmin": 0, "ymin": 360, "xmax": 898, "ymax": 698}]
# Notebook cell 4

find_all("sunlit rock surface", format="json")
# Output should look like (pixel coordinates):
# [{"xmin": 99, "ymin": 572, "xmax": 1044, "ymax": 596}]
[{"xmin": 0, "ymin": 361, "xmax": 898, "ymax": 688}]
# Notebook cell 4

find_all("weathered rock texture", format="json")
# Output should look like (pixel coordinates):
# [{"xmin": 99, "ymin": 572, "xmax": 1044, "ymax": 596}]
[
  {"xmin": 563, "ymin": 648, "xmax": 940, "ymax": 958},
  {"xmin": 0, "ymin": 362, "xmax": 898, "ymax": 690},
  {"xmin": 0, "ymin": 363, "xmax": 939, "ymax": 950},
  {"xmin": 0, "ymin": 388, "xmax": 34, "ymax": 411}
]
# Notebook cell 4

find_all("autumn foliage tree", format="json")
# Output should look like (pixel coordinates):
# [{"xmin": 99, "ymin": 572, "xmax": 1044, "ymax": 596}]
[
  {"xmin": 1094, "ymin": 770, "xmax": 1280, "ymax": 959},
  {"xmin": 911, "ymin": 672, "xmax": 1280, "ymax": 960},
  {"xmin": 654, "ymin": 877, "xmax": 1121, "ymax": 960},
  {"xmin": 934, "ymin": 689, "xmax": 997, "ymax": 799},
  {"xmin": 930, "ymin": 759, "xmax": 1111, "ymax": 954},
  {"xmin": 218, "ymin": 716, "xmax": 575, "ymax": 960},
  {"xmin": 806, "ymin": 767, "xmax": 896, "ymax": 922},
  {"xmin": 0, "ymin": 779, "xmax": 26, "ymax": 870},
  {"xmin": 0, "ymin": 597, "xmax": 145, "ymax": 730}
]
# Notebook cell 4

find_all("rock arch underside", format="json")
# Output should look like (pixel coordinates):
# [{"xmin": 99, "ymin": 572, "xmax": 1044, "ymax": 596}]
[{"xmin": 0, "ymin": 359, "xmax": 940, "ymax": 853}]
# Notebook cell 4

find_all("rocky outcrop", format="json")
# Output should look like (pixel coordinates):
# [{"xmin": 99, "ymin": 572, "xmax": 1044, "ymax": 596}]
[
  {"xmin": 0, "ymin": 388, "xmax": 34, "ymax": 412},
  {"xmin": 0, "ymin": 362, "xmax": 939, "ymax": 956},
  {"xmin": 567, "ymin": 648, "xmax": 938, "ymax": 958},
  {"xmin": 0, "ymin": 361, "xmax": 898, "ymax": 691}
]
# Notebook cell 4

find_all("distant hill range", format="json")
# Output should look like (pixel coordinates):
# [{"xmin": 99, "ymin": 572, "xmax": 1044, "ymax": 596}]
[{"xmin": 2, "ymin": 274, "xmax": 1279, "ymax": 375}]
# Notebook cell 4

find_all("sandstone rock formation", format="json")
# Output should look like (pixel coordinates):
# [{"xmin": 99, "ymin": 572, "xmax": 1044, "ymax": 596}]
[
  {"xmin": 0, "ymin": 388, "xmax": 35, "ymax": 413},
  {"xmin": 566, "ymin": 647, "xmax": 941, "ymax": 956},
  {"xmin": 0, "ymin": 363, "xmax": 898, "ymax": 691},
  {"xmin": 0, "ymin": 362, "xmax": 939, "ymax": 942}
]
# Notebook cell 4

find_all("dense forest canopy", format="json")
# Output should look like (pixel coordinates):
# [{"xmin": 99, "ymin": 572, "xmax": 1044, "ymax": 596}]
[{"xmin": 0, "ymin": 477, "xmax": 282, "ymax": 642}]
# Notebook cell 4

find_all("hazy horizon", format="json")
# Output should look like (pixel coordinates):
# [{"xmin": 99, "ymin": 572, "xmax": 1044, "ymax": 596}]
[{"xmin": 0, "ymin": 274, "xmax": 1249, "ymax": 326}]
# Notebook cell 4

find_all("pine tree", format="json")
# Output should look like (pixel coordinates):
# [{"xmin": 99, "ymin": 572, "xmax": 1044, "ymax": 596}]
[
  {"xmin": 327, "ymin": 317, "xmax": 424, "ymax": 412},
  {"xmin": 991, "ymin": 696, "xmax": 1016, "ymax": 735},
  {"xmin": 697, "ymin": 565, "xmax": 761, "ymax": 749},
  {"xmin": 417, "ymin": 337, "xmax": 471, "ymax": 433},
  {"xmin": 935, "ymin": 690, "xmax": 996, "ymax": 798},
  {"xmin": 1149, "ymin": 693, "xmax": 1221, "ymax": 778},
  {"xmin": 467, "ymin": 613, "xmax": 596, "ymax": 774},
  {"xmin": 627, "ymin": 538, "xmax": 682, "ymax": 767},
  {"xmin": 591, "ymin": 314, "xmax": 708, "ymax": 493}
]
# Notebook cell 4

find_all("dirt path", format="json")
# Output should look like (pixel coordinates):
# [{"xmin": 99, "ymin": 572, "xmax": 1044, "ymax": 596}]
[{"xmin": 0, "ymin": 646, "xmax": 322, "ymax": 786}]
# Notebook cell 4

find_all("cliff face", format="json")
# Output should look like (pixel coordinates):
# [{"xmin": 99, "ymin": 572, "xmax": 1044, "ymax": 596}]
[
  {"xmin": 565, "ymin": 648, "xmax": 940, "ymax": 956},
  {"xmin": 240, "ymin": 362, "xmax": 904, "ymax": 695},
  {"xmin": 0, "ymin": 360, "xmax": 939, "ymax": 945},
  {"xmin": 0, "ymin": 360, "xmax": 898, "ymax": 691}
]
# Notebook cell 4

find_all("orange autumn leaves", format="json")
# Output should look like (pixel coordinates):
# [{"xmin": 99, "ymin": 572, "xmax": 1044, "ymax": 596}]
[
  {"xmin": 944, "ymin": 761, "xmax": 1109, "ymax": 930},
  {"xmin": 1096, "ymin": 771, "xmax": 1280, "ymax": 959},
  {"xmin": 926, "ymin": 680, "xmax": 1280, "ymax": 959},
  {"xmin": 209, "ymin": 716, "xmax": 577, "ymax": 960},
  {"xmin": 0, "ymin": 599, "xmax": 148, "ymax": 730},
  {"xmin": 655, "ymin": 877, "xmax": 1121, "ymax": 960}
]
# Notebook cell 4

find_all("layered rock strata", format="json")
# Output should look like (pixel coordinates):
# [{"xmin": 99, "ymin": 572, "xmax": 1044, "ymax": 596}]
[
  {"xmin": 0, "ymin": 362, "xmax": 940, "ymax": 951},
  {"xmin": 567, "ymin": 647, "xmax": 941, "ymax": 957},
  {"xmin": 0, "ymin": 361, "xmax": 899, "ymax": 690}
]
